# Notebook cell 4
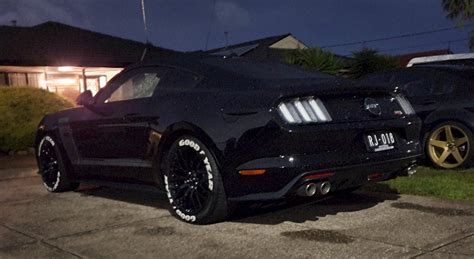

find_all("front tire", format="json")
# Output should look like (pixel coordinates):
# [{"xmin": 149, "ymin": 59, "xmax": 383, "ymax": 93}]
[
  {"xmin": 163, "ymin": 135, "xmax": 229, "ymax": 224},
  {"xmin": 37, "ymin": 135, "xmax": 79, "ymax": 192},
  {"xmin": 426, "ymin": 121, "xmax": 473, "ymax": 169}
]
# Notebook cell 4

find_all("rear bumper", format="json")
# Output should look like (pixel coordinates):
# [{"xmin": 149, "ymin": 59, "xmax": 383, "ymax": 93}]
[
  {"xmin": 228, "ymin": 154, "xmax": 419, "ymax": 201},
  {"xmin": 219, "ymin": 115, "xmax": 422, "ymax": 200}
]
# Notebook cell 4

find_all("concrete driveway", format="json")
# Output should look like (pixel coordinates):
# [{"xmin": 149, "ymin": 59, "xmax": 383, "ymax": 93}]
[{"xmin": 1, "ymin": 155, "xmax": 473, "ymax": 258}]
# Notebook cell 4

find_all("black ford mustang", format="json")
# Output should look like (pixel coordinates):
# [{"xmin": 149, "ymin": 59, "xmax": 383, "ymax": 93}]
[
  {"xmin": 36, "ymin": 58, "xmax": 421, "ymax": 224},
  {"xmin": 361, "ymin": 65, "xmax": 474, "ymax": 169}
]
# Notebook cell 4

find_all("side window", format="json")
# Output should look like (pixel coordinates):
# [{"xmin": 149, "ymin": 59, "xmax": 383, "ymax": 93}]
[
  {"xmin": 402, "ymin": 80, "xmax": 433, "ymax": 97},
  {"xmin": 105, "ymin": 72, "xmax": 161, "ymax": 103},
  {"xmin": 159, "ymin": 69, "xmax": 201, "ymax": 89}
]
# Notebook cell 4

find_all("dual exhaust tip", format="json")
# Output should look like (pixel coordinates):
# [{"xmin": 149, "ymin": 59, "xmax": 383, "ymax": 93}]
[{"xmin": 297, "ymin": 181, "xmax": 331, "ymax": 197}]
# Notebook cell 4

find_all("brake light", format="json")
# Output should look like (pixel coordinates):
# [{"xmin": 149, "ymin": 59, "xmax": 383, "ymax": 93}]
[
  {"xmin": 395, "ymin": 95, "xmax": 415, "ymax": 115},
  {"xmin": 277, "ymin": 97, "xmax": 332, "ymax": 124},
  {"xmin": 239, "ymin": 169, "xmax": 266, "ymax": 176}
]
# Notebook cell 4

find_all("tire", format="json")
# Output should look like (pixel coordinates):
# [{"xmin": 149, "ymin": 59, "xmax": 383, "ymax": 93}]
[
  {"xmin": 37, "ymin": 135, "xmax": 79, "ymax": 192},
  {"xmin": 426, "ymin": 121, "xmax": 473, "ymax": 169},
  {"xmin": 162, "ymin": 135, "xmax": 229, "ymax": 224}
]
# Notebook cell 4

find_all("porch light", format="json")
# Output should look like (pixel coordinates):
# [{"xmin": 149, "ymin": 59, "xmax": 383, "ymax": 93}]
[{"xmin": 57, "ymin": 66, "xmax": 74, "ymax": 72}]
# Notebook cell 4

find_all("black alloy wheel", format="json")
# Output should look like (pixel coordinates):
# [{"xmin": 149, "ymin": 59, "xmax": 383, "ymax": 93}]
[
  {"xmin": 37, "ymin": 135, "xmax": 79, "ymax": 192},
  {"xmin": 163, "ymin": 136, "xmax": 228, "ymax": 224}
]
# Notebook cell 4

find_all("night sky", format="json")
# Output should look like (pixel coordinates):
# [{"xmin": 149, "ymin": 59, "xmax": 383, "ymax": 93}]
[{"xmin": 1, "ymin": 0, "xmax": 472, "ymax": 56}]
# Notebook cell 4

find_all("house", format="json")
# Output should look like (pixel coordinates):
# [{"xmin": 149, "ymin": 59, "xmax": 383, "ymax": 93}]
[
  {"xmin": 204, "ymin": 33, "xmax": 308, "ymax": 61},
  {"xmin": 201, "ymin": 33, "xmax": 354, "ymax": 69},
  {"xmin": 396, "ymin": 49, "xmax": 453, "ymax": 67},
  {"xmin": 0, "ymin": 21, "xmax": 179, "ymax": 100}
]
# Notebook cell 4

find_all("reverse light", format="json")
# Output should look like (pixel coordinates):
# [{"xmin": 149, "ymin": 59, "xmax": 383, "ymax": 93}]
[
  {"xmin": 277, "ymin": 97, "xmax": 332, "ymax": 124},
  {"xmin": 395, "ymin": 95, "xmax": 415, "ymax": 115}
]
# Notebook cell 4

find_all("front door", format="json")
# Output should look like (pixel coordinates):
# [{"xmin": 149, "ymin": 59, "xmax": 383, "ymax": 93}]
[{"xmin": 69, "ymin": 67, "xmax": 165, "ymax": 180}]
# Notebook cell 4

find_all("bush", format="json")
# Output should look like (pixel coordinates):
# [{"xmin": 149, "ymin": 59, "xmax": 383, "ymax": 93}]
[
  {"xmin": 284, "ymin": 48, "xmax": 345, "ymax": 75},
  {"xmin": 348, "ymin": 48, "xmax": 398, "ymax": 79},
  {"xmin": 0, "ymin": 87, "xmax": 74, "ymax": 152}
]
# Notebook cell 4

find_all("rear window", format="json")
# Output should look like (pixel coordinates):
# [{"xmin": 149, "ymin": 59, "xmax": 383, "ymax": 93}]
[
  {"xmin": 202, "ymin": 58, "xmax": 333, "ymax": 80},
  {"xmin": 363, "ymin": 69, "xmax": 457, "ymax": 97}
]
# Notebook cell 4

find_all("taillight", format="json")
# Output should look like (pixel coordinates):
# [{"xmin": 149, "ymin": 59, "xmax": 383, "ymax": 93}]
[
  {"xmin": 277, "ymin": 97, "xmax": 332, "ymax": 124},
  {"xmin": 395, "ymin": 94, "xmax": 415, "ymax": 115}
]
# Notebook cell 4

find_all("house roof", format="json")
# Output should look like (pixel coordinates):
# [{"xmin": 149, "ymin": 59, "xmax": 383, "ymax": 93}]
[
  {"xmin": 396, "ymin": 49, "xmax": 453, "ymax": 67},
  {"xmin": 0, "ymin": 21, "xmax": 180, "ymax": 67},
  {"xmin": 206, "ymin": 34, "xmax": 292, "ymax": 55}
]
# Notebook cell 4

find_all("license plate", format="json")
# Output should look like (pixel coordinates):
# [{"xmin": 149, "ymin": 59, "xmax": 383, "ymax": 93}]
[{"xmin": 364, "ymin": 132, "xmax": 397, "ymax": 152}]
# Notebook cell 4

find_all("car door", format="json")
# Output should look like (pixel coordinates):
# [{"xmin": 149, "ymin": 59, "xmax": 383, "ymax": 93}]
[{"xmin": 70, "ymin": 67, "xmax": 165, "ymax": 180}]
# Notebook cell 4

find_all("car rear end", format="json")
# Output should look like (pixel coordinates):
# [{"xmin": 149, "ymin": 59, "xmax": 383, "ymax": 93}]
[{"xmin": 223, "ymin": 84, "xmax": 422, "ymax": 201}]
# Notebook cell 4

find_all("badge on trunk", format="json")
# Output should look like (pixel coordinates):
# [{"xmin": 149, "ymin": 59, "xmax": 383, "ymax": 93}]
[{"xmin": 364, "ymin": 98, "xmax": 382, "ymax": 116}]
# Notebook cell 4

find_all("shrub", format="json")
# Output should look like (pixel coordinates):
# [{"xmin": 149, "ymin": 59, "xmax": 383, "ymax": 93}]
[
  {"xmin": 348, "ymin": 48, "xmax": 398, "ymax": 79},
  {"xmin": 284, "ymin": 48, "xmax": 345, "ymax": 75},
  {"xmin": 0, "ymin": 87, "xmax": 74, "ymax": 152}
]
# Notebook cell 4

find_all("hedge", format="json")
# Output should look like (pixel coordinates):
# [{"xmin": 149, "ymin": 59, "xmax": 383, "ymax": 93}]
[{"xmin": 0, "ymin": 87, "xmax": 74, "ymax": 152}]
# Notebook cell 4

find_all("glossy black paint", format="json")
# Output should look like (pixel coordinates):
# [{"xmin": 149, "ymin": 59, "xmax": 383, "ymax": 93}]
[
  {"xmin": 361, "ymin": 65, "xmax": 474, "ymax": 153},
  {"xmin": 36, "ymin": 58, "xmax": 422, "ymax": 201}
]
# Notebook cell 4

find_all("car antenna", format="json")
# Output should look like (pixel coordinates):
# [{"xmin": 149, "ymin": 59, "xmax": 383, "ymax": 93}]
[{"xmin": 140, "ymin": 0, "xmax": 150, "ymax": 61}]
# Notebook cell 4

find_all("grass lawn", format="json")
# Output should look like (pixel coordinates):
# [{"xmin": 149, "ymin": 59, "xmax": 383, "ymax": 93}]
[{"xmin": 363, "ymin": 166, "xmax": 474, "ymax": 202}]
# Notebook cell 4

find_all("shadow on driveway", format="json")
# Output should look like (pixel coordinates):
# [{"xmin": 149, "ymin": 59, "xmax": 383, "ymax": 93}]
[
  {"xmin": 231, "ymin": 191, "xmax": 400, "ymax": 225},
  {"xmin": 75, "ymin": 184, "xmax": 400, "ymax": 225}
]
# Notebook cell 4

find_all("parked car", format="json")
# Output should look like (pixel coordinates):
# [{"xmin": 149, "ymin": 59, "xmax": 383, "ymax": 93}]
[
  {"xmin": 361, "ymin": 61, "xmax": 474, "ymax": 169},
  {"xmin": 36, "ymin": 57, "xmax": 421, "ymax": 224}
]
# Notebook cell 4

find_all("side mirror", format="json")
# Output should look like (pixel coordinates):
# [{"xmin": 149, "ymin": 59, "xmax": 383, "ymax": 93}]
[{"xmin": 76, "ymin": 90, "xmax": 94, "ymax": 106}]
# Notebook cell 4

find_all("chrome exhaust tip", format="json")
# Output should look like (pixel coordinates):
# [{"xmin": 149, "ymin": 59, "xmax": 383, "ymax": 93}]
[
  {"xmin": 319, "ymin": 181, "xmax": 331, "ymax": 195},
  {"xmin": 407, "ymin": 165, "xmax": 417, "ymax": 176},
  {"xmin": 297, "ymin": 183, "xmax": 318, "ymax": 197},
  {"xmin": 399, "ymin": 164, "xmax": 418, "ymax": 177}
]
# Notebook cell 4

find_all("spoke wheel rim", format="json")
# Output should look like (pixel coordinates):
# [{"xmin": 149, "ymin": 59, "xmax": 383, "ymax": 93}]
[
  {"xmin": 167, "ymin": 146, "xmax": 211, "ymax": 215},
  {"xmin": 39, "ymin": 140, "xmax": 60, "ymax": 188},
  {"xmin": 428, "ymin": 125, "xmax": 470, "ymax": 169}
]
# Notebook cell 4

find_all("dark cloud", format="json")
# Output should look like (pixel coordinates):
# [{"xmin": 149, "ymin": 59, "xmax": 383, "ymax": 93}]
[
  {"xmin": 0, "ymin": 0, "xmax": 91, "ymax": 27},
  {"xmin": 215, "ymin": 1, "xmax": 252, "ymax": 28},
  {"xmin": 0, "ymin": 0, "xmax": 470, "ymax": 54}
]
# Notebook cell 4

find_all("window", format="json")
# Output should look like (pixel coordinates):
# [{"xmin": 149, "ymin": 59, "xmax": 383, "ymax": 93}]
[
  {"xmin": 401, "ymin": 80, "xmax": 433, "ymax": 97},
  {"xmin": 159, "ymin": 69, "xmax": 201, "ymax": 89},
  {"xmin": 106, "ymin": 72, "xmax": 161, "ymax": 103},
  {"xmin": 8, "ymin": 73, "xmax": 27, "ymax": 86},
  {"xmin": 0, "ymin": 73, "xmax": 7, "ymax": 85}
]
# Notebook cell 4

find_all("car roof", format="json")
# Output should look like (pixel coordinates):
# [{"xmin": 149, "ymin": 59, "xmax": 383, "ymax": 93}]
[
  {"xmin": 132, "ymin": 56, "xmax": 334, "ymax": 81},
  {"xmin": 407, "ymin": 53, "xmax": 474, "ymax": 67},
  {"xmin": 362, "ymin": 66, "xmax": 474, "ymax": 82}
]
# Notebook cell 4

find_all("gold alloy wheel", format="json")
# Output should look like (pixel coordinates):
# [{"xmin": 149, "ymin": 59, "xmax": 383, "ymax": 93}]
[{"xmin": 428, "ymin": 124, "xmax": 470, "ymax": 169}]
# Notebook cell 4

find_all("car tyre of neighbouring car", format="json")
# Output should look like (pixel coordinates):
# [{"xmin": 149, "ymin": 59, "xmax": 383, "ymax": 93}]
[
  {"xmin": 426, "ymin": 121, "xmax": 473, "ymax": 169},
  {"xmin": 37, "ymin": 135, "xmax": 80, "ymax": 192},
  {"xmin": 162, "ymin": 135, "xmax": 229, "ymax": 224}
]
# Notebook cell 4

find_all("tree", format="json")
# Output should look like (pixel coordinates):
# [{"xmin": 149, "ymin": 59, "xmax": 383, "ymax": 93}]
[
  {"xmin": 348, "ymin": 48, "xmax": 398, "ymax": 79},
  {"xmin": 442, "ymin": 0, "xmax": 474, "ymax": 49},
  {"xmin": 284, "ymin": 48, "xmax": 345, "ymax": 75}
]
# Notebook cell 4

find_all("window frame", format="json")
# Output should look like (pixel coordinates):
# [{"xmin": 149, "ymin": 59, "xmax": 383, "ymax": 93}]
[{"xmin": 93, "ymin": 65, "xmax": 203, "ymax": 105}]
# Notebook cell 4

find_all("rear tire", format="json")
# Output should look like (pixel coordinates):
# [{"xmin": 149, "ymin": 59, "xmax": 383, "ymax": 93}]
[
  {"xmin": 162, "ymin": 135, "xmax": 229, "ymax": 224},
  {"xmin": 37, "ymin": 135, "xmax": 79, "ymax": 192}
]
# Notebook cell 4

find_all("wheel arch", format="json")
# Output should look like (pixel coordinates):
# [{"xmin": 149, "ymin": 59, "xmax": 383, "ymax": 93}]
[
  {"xmin": 151, "ymin": 122, "xmax": 224, "ymax": 188},
  {"xmin": 423, "ymin": 109, "xmax": 474, "ymax": 133}
]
